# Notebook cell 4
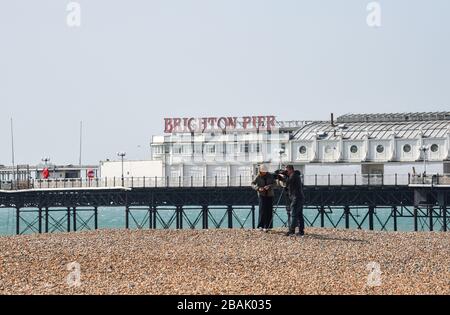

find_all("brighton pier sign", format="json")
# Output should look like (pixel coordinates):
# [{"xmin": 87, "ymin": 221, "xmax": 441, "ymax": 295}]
[{"xmin": 164, "ymin": 115, "xmax": 277, "ymax": 134}]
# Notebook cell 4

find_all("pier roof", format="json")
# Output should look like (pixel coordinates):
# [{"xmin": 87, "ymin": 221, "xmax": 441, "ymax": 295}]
[{"xmin": 293, "ymin": 112, "xmax": 450, "ymax": 141}]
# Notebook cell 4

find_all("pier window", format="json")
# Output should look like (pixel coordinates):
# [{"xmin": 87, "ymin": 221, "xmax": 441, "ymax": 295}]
[
  {"xmin": 376, "ymin": 145, "xmax": 384, "ymax": 153},
  {"xmin": 206, "ymin": 144, "xmax": 216, "ymax": 154},
  {"xmin": 153, "ymin": 145, "xmax": 164, "ymax": 154},
  {"xmin": 299, "ymin": 146, "xmax": 307, "ymax": 155},
  {"xmin": 194, "ymin": 144, "xmax": 203, "ymax": 154},
  {"xmin": 174, "ymin": 145, "xmax": 183, "ymax": 154},
  {"xmin": 403, "ymin": 144, "xmax": 411, "ymax": 153},
  {"xmin": 350, "ymin": 145, "xmax": 358, "ymax": 154},
  {"xmin": 430, "ymin": 144, "xmax": 439, "ymax": 152}
]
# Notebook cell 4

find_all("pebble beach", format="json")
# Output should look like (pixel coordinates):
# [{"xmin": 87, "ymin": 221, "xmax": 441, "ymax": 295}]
[{"xmin": 0, "ymin": 228, "xmax": 448, "ymax": 295}]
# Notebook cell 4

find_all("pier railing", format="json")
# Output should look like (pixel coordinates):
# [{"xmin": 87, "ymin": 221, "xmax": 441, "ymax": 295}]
[{"xmin": 2, "ymin": 174, "xmax": 449, "ymax": 190}]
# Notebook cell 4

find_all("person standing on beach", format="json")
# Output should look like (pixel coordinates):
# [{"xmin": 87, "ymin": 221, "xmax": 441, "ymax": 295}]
[
  {"xmin": 251, "ymin": 164, "xmax": 276, "ymax": 232},
  {"xmin": 279, "ymin": 165, "xmax": 305, "ymax": 236}
]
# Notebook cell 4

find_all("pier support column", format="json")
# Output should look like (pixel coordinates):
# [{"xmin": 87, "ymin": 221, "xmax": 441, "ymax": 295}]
[
  {"xmin": 38, "ymin": 207, "xmax": 42, "ymax": 234},
  {"xmin": 344, "ymin": 206, "xmax": 350, "ymax": 229},
  {"xmin": 393, "ymin": 206, "xmax": 398, "ymax": 232},
  {"xmin": 45, "ymin": 207, "xmax": 49, "ymax": 233},
  {"xmin": 251, "ymin": 205, "xmax": 256, "ymax": 229},
  {"xmin": 443, "ymin": 205, "xmax": 447, "ymax": 232},
  {"xmin": 125, "ymin": 206, "xmax": 129, "ymax": 229},
  {"xmin": 148, "ymin": 206, "xmax": 153, "ymax": 229},
  {"xmin": 227, "ymin": 205, "xmax": 233, "ymax": 229},
  {"xmin": 368, "ymin": 206, "xmax": 374, "ymax": 231},
  {"xmin": 202, "ymin": 205, "xmax": 208, "ymax": 229},
  {"xmin": 72, "ymin": 207, "xmax": 76, "ymax": 232},
  {"xmin": 177, "ymin": 206, "xmax": 183, "ymax": 229},
  {"xmin": 16, "ymin": 207, "xmax": 20, "ymax": 235},
  {"xmin": 94, "ymin": 207, "xmax": 98, "ymax": 230},
  {"xmin": 152, "ymin": 206, "xmax": 157, "ymax": 229},
  {"xmin": 320, "ymin": 206, "xmax": 325, "ymax": 228},
  {"xmin": 428, "ymin": 205, "xmax": 433, "ymax": 232},
  {"xmin": 414, "ymin": 206, "xmax": 418, "ymax": 232}
]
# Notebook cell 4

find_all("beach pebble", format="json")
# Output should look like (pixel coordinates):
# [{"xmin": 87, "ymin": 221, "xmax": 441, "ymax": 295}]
[{"xmin": 0, "ymin": 228, "xmax": 448, "ymax": 295}]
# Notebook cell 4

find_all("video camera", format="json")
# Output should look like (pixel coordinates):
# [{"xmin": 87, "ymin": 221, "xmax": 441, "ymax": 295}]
[{"xmin": 273, "ymin": 169, "xmax": 288, "ymax": 181}]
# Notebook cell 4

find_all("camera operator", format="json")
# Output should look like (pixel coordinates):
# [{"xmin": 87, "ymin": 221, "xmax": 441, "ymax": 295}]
[{"xmin": 278, "ymin": 165, "xmax": 305, "ymax": 236}]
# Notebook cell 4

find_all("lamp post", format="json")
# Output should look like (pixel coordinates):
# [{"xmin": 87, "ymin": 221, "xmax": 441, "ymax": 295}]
[
  {"xmin": 419, "ymin": 145, "xmax": 429, "ymax": 176},
  {"xmin": 117, "ymin": 152, "xmax": 126, "ymax": 186},
  {"xmin": 278, "ymin": 148, "xmax": 285, "ymax": 170},
  {"xmin": 41, "ymin": 157, "xmax": 50, "ymax": 166}
]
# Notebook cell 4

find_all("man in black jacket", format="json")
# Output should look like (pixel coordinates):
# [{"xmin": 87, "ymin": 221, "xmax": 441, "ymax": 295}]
[{"xmin": 279, "ymin": 165, "xmax": 305, "ymax": 236}]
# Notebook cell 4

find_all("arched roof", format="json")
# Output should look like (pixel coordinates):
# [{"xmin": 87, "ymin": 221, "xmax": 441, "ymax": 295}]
[{"xmin": 293, "ymin": 112, "xmax": 450, "ymax": 141}]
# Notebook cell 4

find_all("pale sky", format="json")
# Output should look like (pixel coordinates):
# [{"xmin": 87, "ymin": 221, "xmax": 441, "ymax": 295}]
[{"xmin": 0, "ymin": 0, "xmax": 449, "ymax": 165}]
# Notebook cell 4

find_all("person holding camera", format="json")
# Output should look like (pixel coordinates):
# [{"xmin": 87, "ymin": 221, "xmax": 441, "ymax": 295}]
[
  {"xmin": 278, "ymin": 165, "xmax": 305, "ymax": 236},
  {"xmin": 251, "ymin": 164, "xmax": 276, "ymax": 232}
]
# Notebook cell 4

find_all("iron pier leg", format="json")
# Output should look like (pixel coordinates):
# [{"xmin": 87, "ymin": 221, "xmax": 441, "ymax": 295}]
[
  {"xmin": 38, "ymin": 207, "xmax": 42, "ymax": 234},
  {"xmin": 67, "ymin": 207, "xmax": 71, "ymax": 232},
  {"xmin": 94, "ymin": 207, "xmax": 98, "ymax": 230},
  {"xmin": 178, "ymin": 206, "xmax": 183, "ymax": 229},
  {"xmin": 16, "ymin": 207, "xmax": 20, "ymax": 235},
  {"xmin": 429, "ymin": 205, "xmax": 433, "ymax": 232},
  {"xmin": 175, "ymin": 206, "xmax": 180, "ymax": 229},
  {"xmin": 251, "ymin": 205, "xmax": 256, "ymax": 229},
  {"xmin": 320, "ymin": 206, "xmax": 325, "ymax": 228},
  {"xmin": 202, "ymin": 205, "xmax": 208, "ymax": 229},
  {"xmin": 227, "ymin": 205, "xmax": 233, "ymax": 229},
  {"xmin": 414, "ymin": 206, "xmax": 418, "ymax": 232},
  {"xmin": 369, "ymin": 206, "xmax": 374, "ymax": 230},
  {"xmin": 72, "ymin": 207, "xmax": 76, "ymax": 232},
  {"xmin": 149, "ymin": 206, "xmax": 153, "ymax": 229},
  {"xmin": 45, "ymin": 207, "xmax": 49, "ymax": 233},
  {"xmin": 393, "ymin": 206, "xmax": 398, "ymax": 232},
  {"xmin": 152, "ymin": 206, "xmax": 157, "ymax": 229},
  {"xmin": 125, "ymin": 206, "xmax": 129, "ymax": 229},
  {"xmin": 344, "ymin": 206, "xmax": 350, "ymax": 229},
  {"xmin": 443, "ymin": 205, "xmax": 447, "ymax": 232}
]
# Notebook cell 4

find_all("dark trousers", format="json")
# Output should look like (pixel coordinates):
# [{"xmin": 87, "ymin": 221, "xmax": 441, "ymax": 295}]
[
  {"xmin": 289, "ymin": 197, "xmax": 304, "ymax": 233},
  {"xmin": 258, "ymin": 196, "xmax": 273, "ymax": 229}
]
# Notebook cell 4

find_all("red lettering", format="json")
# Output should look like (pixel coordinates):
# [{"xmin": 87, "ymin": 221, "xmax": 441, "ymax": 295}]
[
  {"xmin": 257, "ymin": 116, "xmax": 265, "ymax": 129},
  {"xmin": 207, "ymin": 117, "xmax": 218, "ymax": 129},
  {"xmin": 242, "ymin": 116, "xmax": 251, "ymax": 129},
  {"xmin": 164, "ymin": 118, "xmax": 173, "ymax": 133},
  {"xmin": 201, "ymin": 118, "xmax": 208, "ymax": 132},
  {"xmin": 266, "ymin": 116, "xmax": 276, "ymax": 130},
  {"xmin": 164, "ymin": 115, "xmax": 276, "ymax": 133},
  {"xmin": 227, "ymin": 117, "xmax": 237, "ymax": 129},
  {"xmin": 187, "ymin": 118, "xmax": 195, "ymax": 132},
  {"xmin": 183, "ymin": 118, "xmax": 189, "ymax": 132},
  {"xmin": 217, "ymin": 117, "xmax": 228, "ymax": 130},
  {"xmin": 173, "ymin": 118, "xmax": 181, "ymax": 132},
  {"xmin": 251, "ymin": 116, "xmax": 257, "ymax": 129}
]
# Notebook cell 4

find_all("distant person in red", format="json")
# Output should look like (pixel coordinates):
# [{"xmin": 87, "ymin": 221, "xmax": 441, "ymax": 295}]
[{"xmin": 42, "ymin": 168, "xmax": 50, "ymax": 179}]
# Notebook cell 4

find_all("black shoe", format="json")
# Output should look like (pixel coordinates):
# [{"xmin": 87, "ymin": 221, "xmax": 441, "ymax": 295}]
[
  {"xmin": 285, "ymin": 231, "xmax": 295, "ymax": 236},
  {"xmin": 296, "ymin": 231, "xmax": 305, "ymax": 237}
]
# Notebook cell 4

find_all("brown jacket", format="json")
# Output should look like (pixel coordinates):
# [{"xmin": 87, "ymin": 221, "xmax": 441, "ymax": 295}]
[{"xmin": 251, "ymin": 173, "xmax": 276, "ymax": 198}]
